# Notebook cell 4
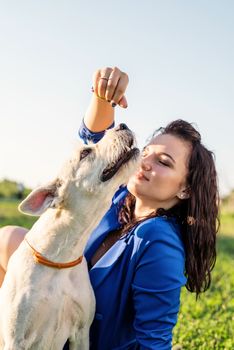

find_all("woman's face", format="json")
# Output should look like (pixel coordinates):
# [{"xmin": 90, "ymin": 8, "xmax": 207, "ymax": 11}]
[{"xmin": 127, "ymin": 133, "xmax": 191, "ymax": 209}]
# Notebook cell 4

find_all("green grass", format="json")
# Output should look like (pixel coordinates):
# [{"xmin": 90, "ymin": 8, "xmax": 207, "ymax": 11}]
[
  {"xmin": 0, "ymin": 199, "xmax": 233, "ymax": 349},
  {"xmin": 220, "ymin": 212, "xmax": 234, "ymax": 237},
  {"xmin": 173, "ymin": 209, "xmax": 234, "ymax": 349},
  {"xmin": 173, "ymin": 235, "xmax": 234, "ymax": 349},
  {"xmin": 0, "ymin": 198, "xmax": 37, "ymax": 228}
]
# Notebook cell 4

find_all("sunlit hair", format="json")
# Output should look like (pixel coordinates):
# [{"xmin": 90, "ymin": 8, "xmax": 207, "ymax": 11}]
[{"xmin": 119, "ymin": 119, "xmax": 220, "ymax": 297}]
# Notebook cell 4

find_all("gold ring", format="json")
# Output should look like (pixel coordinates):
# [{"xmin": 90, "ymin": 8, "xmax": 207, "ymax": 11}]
[{"xmin": 100, "ymin": 77, "xmax": 109, "ymax": 81}]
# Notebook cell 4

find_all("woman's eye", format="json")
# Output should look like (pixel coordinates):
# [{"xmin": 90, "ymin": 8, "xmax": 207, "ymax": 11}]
[
  {"xmin": 80, "ymin": 148, "xmax": 92, "ymax": 161},
  {"xmin": 158, "ymin": 160, "xmax": 170, "ymax": 167}
]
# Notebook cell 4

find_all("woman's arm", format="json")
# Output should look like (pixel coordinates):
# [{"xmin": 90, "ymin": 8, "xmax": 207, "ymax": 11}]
[
  {"xmin": 84, "ymin": 94, "xmax": 114, "ymax": 132},
  {"xmin": 83, "ymin": 66, "xmax": 129, "ymax": 132},
  {"xmin": 132, "ymin": 219, "xmax": 186, "ymax": 349}
]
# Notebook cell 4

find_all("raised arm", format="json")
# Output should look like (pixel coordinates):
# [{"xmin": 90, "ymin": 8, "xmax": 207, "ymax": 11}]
[{"xmin": 84, "ymin": 67, "xmax": 129, "ymax": 132}]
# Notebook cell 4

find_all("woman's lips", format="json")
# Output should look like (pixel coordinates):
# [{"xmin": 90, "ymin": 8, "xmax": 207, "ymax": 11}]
[{"xmin": 135, "ymin": 171, "xmax": 149, "ymax": 181}]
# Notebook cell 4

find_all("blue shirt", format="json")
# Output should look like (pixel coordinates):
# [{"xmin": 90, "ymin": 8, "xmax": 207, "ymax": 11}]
[{"xmin": 76, "ymin": 121, "xmax": 186, "ymax": 349}]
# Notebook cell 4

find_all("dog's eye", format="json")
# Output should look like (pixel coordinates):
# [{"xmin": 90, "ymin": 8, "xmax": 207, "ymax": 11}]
[{"xmin": 80, "ymin": 148, "xmax": 92, "ymax": 161}]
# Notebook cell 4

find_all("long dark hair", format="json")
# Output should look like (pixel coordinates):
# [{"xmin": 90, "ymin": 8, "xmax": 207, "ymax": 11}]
[{"xmin": 119, "ymin": 120, "xmax": 220, "ymax": 297}]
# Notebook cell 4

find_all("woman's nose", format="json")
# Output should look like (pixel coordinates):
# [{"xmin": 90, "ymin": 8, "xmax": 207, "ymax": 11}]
[{"xmin": 141, "ymin": 160, "xmax": 152, "ymax": 171}]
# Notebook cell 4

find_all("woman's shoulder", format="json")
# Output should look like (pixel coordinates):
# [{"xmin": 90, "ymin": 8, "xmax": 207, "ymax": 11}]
[
  {"xmin": 132, "ymin": 216, "xmax": 186, "ymax": 288},
  {"xmin": 133, "ymin": 216, "xmax": 184, "ymax": 256},
  {"xmin": 135, "ymin": 216, "xmax": 181, "ymax": 240}
]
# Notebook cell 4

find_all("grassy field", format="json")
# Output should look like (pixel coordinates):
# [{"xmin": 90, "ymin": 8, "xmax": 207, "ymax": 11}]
[
  {"xmin": 173, "ymin": 235, "xmax": 234, "ymax": 349},
  {"xmin": 0, "ymin": 198, "xmax": 37, "ymax": 228},
  {"xmin": 0, "ymin": 199, "xmax": 233, "ymax": 349}
]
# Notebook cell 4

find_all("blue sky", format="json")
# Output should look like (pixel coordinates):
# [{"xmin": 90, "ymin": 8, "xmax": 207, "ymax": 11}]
[{"xmin": 1, "ymin": 0, "xmax": 233, "ymax": 196}]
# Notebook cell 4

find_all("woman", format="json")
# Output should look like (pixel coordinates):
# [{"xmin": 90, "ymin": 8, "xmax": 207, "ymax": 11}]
[{"xmin": 0, "ymin": 67, "xmax": 219, "ymax": 349}]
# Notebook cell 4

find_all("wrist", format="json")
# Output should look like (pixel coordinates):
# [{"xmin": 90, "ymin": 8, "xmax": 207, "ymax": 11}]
[{"xmin": 84, "ymin": 93, "xmax": 115, "ymax": 132}]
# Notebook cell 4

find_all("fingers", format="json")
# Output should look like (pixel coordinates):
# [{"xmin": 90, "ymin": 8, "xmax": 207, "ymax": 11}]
[
  {"xmin": 110, "ymin": 71, "xmax": 129, "ymax": 108},
  {"xmin": 98, "ymin": 67, "xmax": 113, "ymax": 99},
  {"xmin": 118, "ymin": 95, "xmax": 128, "ymax": 109},
  {"xmin": 92, "ymin": 70, "xmax": 101, "ymax": 96},
  {"xmin": 105, "ymin": 69, "xmax": 121, "ymax": 103},
  {"xmin": 92, "ymin": 67, "xmax": 129, "ymax": 108},
  {"xmin": 92, "ymin": 67, "xmax": 110, "ymax": 98}
]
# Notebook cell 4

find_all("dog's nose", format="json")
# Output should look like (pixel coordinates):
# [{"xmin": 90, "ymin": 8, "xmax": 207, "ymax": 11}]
[{"xmin": 116, "ymin": 123, "xmax": 129, "ymax": 131}]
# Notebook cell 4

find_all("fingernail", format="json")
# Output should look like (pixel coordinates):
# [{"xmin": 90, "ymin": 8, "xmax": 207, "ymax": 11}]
[
  {"xmin": 120, "ymin": 103, "xmax": 128, "ymax": 109},
  {"xmin": 111, "ymin": 102, "xmax": 117, "ymax": 108}
]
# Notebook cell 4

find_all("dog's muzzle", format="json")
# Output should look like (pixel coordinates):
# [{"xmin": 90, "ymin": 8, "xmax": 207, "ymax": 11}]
[{"xmin": 100, "ymin": 125, "xmax": 139, "ymax": 182}]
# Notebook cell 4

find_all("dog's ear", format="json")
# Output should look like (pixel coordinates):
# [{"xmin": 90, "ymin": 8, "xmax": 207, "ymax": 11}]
[{"xmin": 18, "ymin": 180, "xmax": 62, "ymax": 216}]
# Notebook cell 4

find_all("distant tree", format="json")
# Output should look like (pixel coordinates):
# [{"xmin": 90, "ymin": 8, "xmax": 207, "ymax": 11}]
[{"xmin": 0, "ymin": 179, "xmax": 31, "ymax": 199}]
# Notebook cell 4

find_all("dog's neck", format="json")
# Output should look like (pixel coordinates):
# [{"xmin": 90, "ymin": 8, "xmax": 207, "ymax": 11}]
[{"xmin": 25, "ymin": 201, "xmax": 110, "ymax": 263}]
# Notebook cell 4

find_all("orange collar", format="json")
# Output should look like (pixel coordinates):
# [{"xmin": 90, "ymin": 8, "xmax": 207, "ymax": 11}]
[{"xmin": 24, "ymin": 237, "xmax": 83, "ymax": 269}]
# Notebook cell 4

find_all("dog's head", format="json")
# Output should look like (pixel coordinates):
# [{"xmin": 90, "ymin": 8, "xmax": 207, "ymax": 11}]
[{"xmin": 19, "ymin": 124, "xmax": 139, "ymax": 216}]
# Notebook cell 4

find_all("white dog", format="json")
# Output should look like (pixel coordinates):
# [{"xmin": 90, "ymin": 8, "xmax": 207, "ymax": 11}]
[{"xmin": 0, "ymin": 124, "xmax": 139, "ymax": 350}]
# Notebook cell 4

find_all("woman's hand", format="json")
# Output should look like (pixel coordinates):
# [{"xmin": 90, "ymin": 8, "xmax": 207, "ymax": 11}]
[{"xmin": 92, "ymin": 67, "xmax": 129, "ymax": 108}]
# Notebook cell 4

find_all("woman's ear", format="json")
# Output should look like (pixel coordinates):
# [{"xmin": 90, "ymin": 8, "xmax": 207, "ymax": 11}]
[{"xmin": 177, "ymin": 187, "xmax": 190, "ymax": 200}]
